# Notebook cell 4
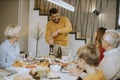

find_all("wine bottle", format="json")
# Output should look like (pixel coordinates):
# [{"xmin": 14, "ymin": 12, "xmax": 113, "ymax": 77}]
[
  {"xmin": 49, "ymin": 44, "xmax": 54, "ymax": 55},
  {"xmin": 56, "ymin": 45, "xmax": 62, "ymax": 59}
]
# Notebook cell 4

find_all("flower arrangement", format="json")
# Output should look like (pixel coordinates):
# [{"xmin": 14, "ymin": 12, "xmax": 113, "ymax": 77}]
[{"xmin": 32, "ymin": 23, "xmax": 44, "ymax": 57}]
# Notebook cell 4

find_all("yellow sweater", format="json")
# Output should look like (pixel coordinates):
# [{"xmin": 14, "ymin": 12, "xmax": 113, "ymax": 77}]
[
  {"xmin": 45, "ymin": 16, "xmax": 72, "ymax": 46},
  {"xmin": 83, "ymin": 69, "xmax": 106, "ymax": 80}
]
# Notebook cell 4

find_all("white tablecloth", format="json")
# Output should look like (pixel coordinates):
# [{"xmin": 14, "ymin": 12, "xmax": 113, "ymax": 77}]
[{"xmin": 5, "ymin": 67, "xmax": 77, "ymax": 80}]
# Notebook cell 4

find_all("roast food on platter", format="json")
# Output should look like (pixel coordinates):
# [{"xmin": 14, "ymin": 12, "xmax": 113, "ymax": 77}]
[
  {"xmin": 12, "ymin": 61, "xmax": 23, "ymax": 67},
  {"xmin": 48, "ymin": 72, "xmax": 60, "ymax": 79},
  {"xmin": 30, "ymin": 67, "xmax": 50, "ymax": 79},
  {"xmin": 25, "ymin": 64, "xmax": 37, "ymax": 68},
  {"xmin": 71, "ymin": 60, "xmax": 79, "ymax": 64},
  {"xmin": 36, "ymin": 59, "xmax": 50, "ymax": 67},
  {"xmin": 53, "ymin": 60, "xmax": 68, "ymax": 68},
  {"xmin": 14, "ymin": 74, "xmax": 34, "ymax": 80}
]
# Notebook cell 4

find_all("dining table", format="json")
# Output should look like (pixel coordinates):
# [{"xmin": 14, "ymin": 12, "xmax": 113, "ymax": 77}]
[{"xmin": 4, "ymin": 56, "xmax": 77, "ymax": 80}]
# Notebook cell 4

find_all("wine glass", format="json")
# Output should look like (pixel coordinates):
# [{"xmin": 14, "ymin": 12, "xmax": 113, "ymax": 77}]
[
  {"xmin": 27, "ymin": 52, "xmax": 35, "ymax": 64},
  {"xmin": 40, "ymin": 72, "xmax": 49, "ymax": 80},
  {"xmin": 20, "ymin": 53, "xmax": 26, "ymax": 62},
  {"xmin": 67, "ymin": 47, "xmax": 73, "ymax": 62}
]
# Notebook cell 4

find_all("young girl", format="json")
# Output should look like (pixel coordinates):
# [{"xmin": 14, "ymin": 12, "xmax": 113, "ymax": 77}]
[{"xmin": 94, "ymin": 27, "xmax": 106, "ymax": 62}]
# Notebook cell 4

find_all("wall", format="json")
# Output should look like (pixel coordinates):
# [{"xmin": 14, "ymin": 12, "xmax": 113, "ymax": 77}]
[
  {"xmin": 0, "ymin": 0, "xmax": 30, "ymax": 53},
  {"xmin": 18, "ymin": 0, "xmax": 30, "ymax": 53},
  {"xmin": 0, "ymin": 0, "xmax": 19, "ymax": 43},
  {"xmin": 28, "ymin": 0, "xmax": 49, "ymax": 56}
]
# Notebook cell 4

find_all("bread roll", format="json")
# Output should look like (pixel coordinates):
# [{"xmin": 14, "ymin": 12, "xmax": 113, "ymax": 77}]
[{"xmin": 14, "ymin": 74, "xmax": 34, "ymax": 80}]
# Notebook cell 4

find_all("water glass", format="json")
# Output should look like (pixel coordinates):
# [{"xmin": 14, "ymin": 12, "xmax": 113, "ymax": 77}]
[
  {"xmin": 20, "ymin": 53, "xmax": 26, "ymax": 61},
  {"xmin": 40, "ymin": 72, "xmax": 49, "ymax": 80},
  {"xmin": 67, "ymin": 47, "xmax": 73, "ymax": 61},
  {"xmin": 27, "ymin": 52, "xmax": 35, "ymax": 63}
]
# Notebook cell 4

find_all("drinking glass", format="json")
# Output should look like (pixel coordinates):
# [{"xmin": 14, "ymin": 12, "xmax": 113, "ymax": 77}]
[
  {"xmin": 67, "ymin": 47, "xmax": 73, "ymax": 62},
  {"xmin": 20, "ymin": 53, "xmax": 26, "ymax": 61},
  {"xmin": 40, "ymin": 72, "xmax": 49, "ymax": 80},
  {"xmin": 27, "ymin": 52, "xmax": 35, "ymax": 64}
]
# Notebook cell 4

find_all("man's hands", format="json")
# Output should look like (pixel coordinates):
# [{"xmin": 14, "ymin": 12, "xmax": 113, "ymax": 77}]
[
  {"xmin": 49, "ymin": 30, "xmax": 59, "ymax": 44},
  {"xmin": 51, "ymin": 30, "xmax": 59, "ymax": 37},
  {"xmin": 49, "ymin": 37, "xmax": 54, "ymax": 44}
]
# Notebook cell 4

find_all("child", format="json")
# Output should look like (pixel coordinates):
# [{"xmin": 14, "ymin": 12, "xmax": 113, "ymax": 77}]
[{"xmin": 76, "ymin": 43, "xmax": 106, "ymax": 80}]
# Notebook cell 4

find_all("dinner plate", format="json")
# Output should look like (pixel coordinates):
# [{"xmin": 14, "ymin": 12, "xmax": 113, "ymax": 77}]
[
  {"xmin": 4, "ymin": 69, "xmax": 17, "ymax": 76},
  {"xmin": 61, "ymin": 68, "xmax": 69, "ymax": 73}
]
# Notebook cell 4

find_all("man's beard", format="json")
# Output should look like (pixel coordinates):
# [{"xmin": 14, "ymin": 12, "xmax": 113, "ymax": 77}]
[{"xmin": 53, "ymin": 18, "xmax": 60, "ymax": 23}]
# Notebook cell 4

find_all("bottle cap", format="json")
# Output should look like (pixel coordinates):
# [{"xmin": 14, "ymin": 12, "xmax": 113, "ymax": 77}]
[{"xmin": 50, "ymin": 44, "xmax": 54, "ymax": 48}]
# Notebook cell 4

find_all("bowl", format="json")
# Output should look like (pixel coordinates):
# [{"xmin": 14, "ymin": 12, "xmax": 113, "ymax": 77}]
[{"xmin": 50, "ymin": 64, "xmax": 62, "ymax": 72}]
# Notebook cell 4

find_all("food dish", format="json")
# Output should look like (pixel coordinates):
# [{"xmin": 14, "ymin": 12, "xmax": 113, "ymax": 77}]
[
  {"xmin": 30, "ymin": 66, "xmax": 50, "ymax": 79},
  {"xmin": 61, "ymin": 68, "xmax": 69, "ymax": 73},
  {"xmin": 13, "ymin": 74, "xmax": 34, "ymax": 80},
  {"xmin": 48, "ymin": 72, "xmax": 60, "ymax": 79},
  {"xmin": 36, "ymin": 59, "xmax": 50, "ymax": 67},
  {"xmin": 25, "ymin": 64, "xmax": 37, "ymax": 68},
  {"xmin": 50, "ymin": 64, "xmax": 62, "ymax": 72},
  {"xmin": 12, "ymin": 61, "xmax": 23, "ymax": 67},
  {"xmin": 53, "ymin": 60, "xmax": 68, "ymax": 68}
]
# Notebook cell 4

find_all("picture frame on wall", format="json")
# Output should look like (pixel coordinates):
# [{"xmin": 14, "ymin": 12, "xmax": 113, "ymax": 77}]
[
  {"xmin": 75, "ymin": 32, "xmax": 81, "ymax": 39},
  {"xmin": 75, "ymin": 32, "xmax": 86, "ymax": 42}
]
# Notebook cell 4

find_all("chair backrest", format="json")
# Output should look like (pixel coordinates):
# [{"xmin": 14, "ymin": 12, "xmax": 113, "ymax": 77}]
[{"xmin": 68, "ymin": 33, "xmax": 86, "ymax": 56}]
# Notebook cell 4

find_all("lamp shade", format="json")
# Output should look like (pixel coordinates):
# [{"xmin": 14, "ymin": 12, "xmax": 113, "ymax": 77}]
[{"xmin": 47, "ymin": 0, "xmax": 75, "ymax": 12}]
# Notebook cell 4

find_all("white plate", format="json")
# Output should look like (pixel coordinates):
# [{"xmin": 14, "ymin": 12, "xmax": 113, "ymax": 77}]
[
  {"xmin": 61, "ymin": 69, "xmax": 69, "ymax": 73},
  {"xmin": 4, "ymin": 69, "xmax": 17, "ymax": 76}
]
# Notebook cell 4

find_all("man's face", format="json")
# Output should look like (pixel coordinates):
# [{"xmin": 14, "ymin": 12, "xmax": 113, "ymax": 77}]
[{"xmin": 51, "ymin": 13, "xmax": 60, "ymax": 23}]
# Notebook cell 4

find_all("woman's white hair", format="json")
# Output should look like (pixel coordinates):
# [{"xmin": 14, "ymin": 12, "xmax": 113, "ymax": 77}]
[
  {"xmin": 103, "ymin": 29, "xmax": 120, "ymax": 48},
  {"xmin": 4, "ymin": 24, "xmax": 21, "ymax": 39}
]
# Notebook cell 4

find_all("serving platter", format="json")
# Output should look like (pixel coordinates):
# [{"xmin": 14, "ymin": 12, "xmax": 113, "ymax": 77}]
[{"xmin": 4, "ymin": 69, "xmax": 17, "ymax": 76}]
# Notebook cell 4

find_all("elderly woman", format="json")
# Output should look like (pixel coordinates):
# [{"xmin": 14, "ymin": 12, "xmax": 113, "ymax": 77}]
[
  {"xmin": 98, "ymin": 30, "xmax": 120, "ymax": 80},
  {"xmin": 0, "ymin": 24, "xmax": 21, "ymax": 69}
]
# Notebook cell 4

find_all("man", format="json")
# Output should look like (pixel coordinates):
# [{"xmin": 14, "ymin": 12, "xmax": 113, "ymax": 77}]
[
  {"xmin": 98, "ymin": 30, "xmax": 120, "ymax": 80},
  {"xmin": 45, "ymin": 8, "xmax": 72, "ymax": 46}
]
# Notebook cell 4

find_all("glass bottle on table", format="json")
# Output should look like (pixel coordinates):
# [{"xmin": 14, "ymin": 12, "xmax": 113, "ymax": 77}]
[
  {"xmin": 49, "ymin": 44, "xmax": 54, "ymax": 56},
  {"xmin": 49, "ymin": 36, "xmax": 54, "ymax": 56},
  {"xmin": 56, "ymin": 43, "xmax": 62, "ymax": 59}
]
